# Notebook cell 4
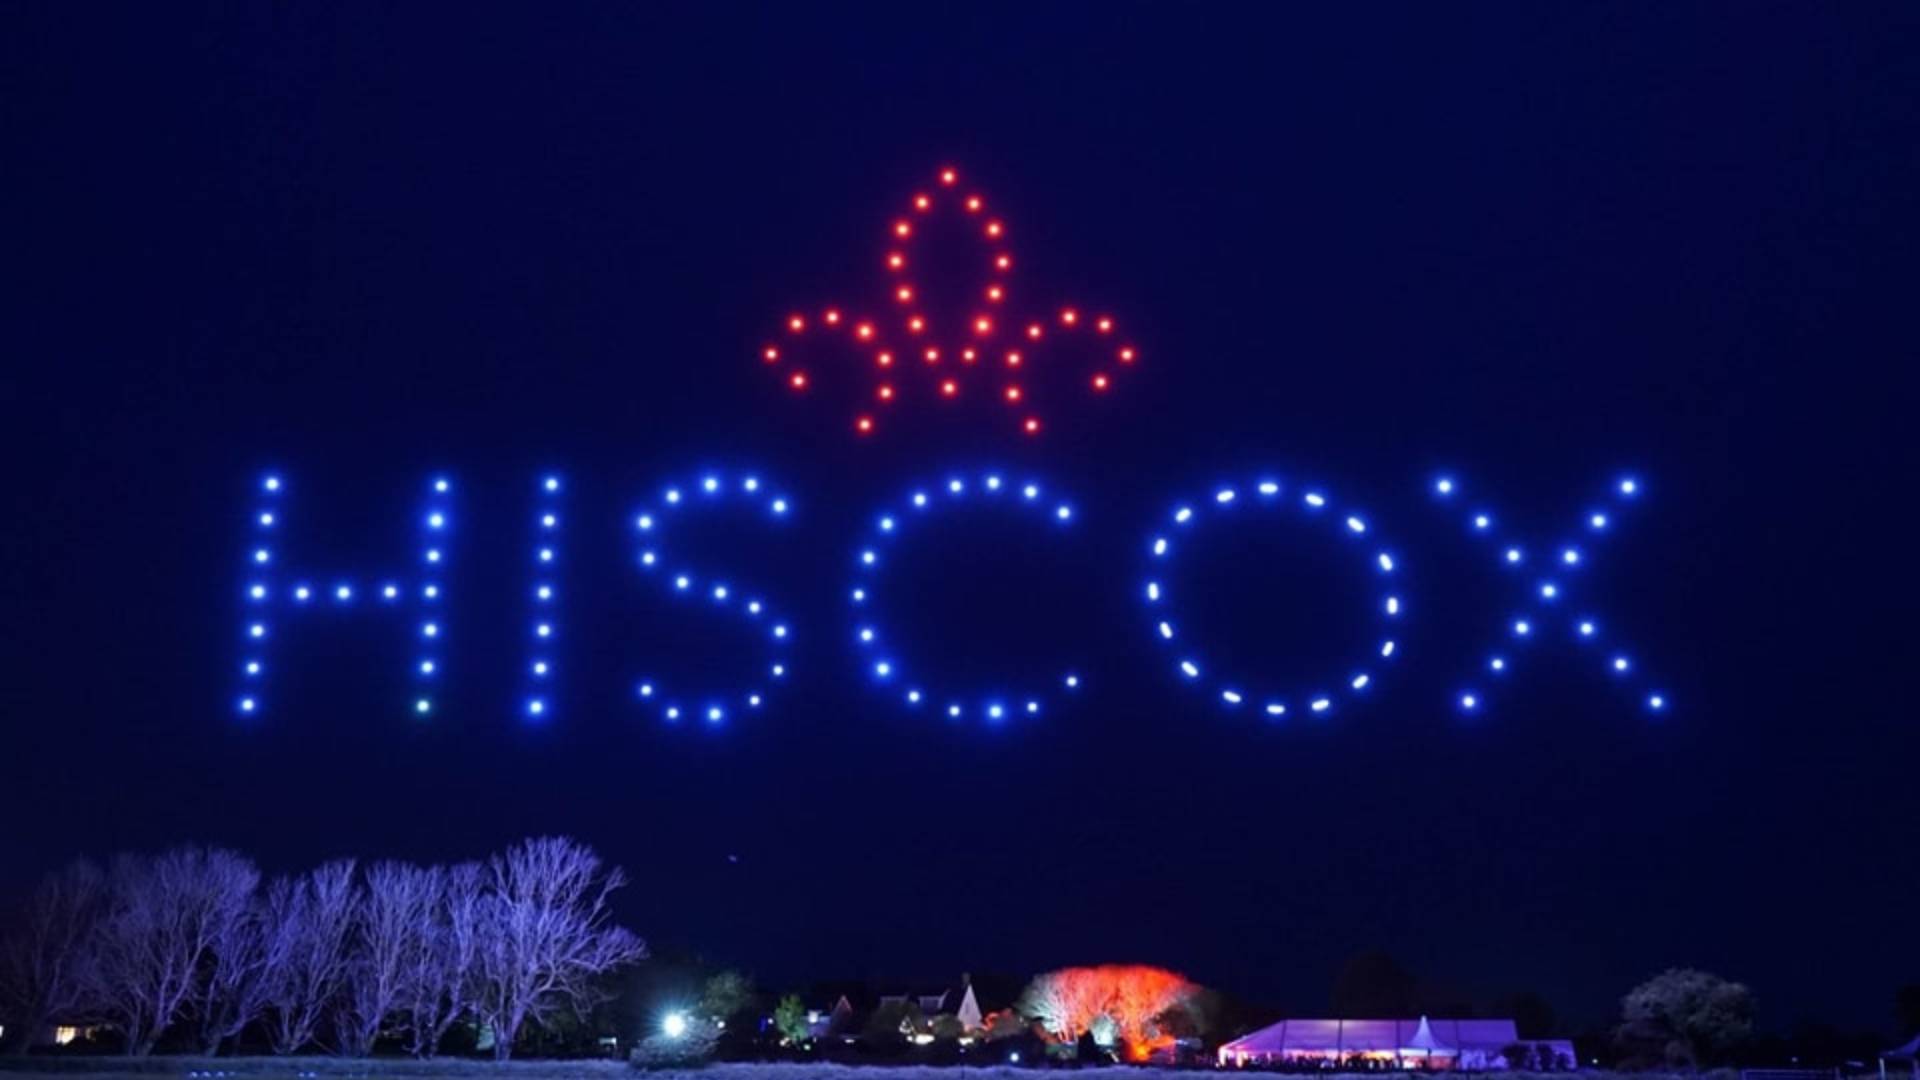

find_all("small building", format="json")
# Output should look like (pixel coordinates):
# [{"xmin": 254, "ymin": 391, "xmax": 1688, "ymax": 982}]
[{"xmin": 1219, "ymin": 1015, "xmax": 1575, "ymax": 1070}]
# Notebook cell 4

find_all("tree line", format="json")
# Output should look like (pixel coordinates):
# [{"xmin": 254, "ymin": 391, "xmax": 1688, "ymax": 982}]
[{"xmin": 0, "ymin": 836, "xmax": 645, "ymax": 1059}]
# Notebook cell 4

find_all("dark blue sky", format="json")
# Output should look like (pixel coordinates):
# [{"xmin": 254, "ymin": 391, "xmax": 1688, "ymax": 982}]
[{"xmin": 4, "ymin": 2, "xmax": 1915, "ymax": 1036}]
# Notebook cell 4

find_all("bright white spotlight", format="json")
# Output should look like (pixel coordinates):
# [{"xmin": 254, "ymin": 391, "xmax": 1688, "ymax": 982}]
[
  {"xmin": 1435, "ymin": 477, "xmax": 1454, "ymax": 495},
  {"xmin": 663, "ymin": 1013, "xmax": 688, "ymax": 1039}
]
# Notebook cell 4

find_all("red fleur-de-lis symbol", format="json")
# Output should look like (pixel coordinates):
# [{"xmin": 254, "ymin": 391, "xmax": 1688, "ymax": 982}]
[{"xmin": 761, "ymin": 165, "xmax": 1138, "ymax": 438}]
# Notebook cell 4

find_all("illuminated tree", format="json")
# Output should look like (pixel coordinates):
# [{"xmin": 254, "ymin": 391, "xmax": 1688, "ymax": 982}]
[
  {"xmin": 336, "ymin": 862, "xmax": 436, "ymax": 1056},
  {"xmin": 0, "ymin": 859, "xmax": 104, "ymax": 1055},
  {"xmin": 772, "ymin": 993, "xmax": 809, "ymax": 1045},
  {"xmin": 400, "ymin": 862, "xmax": 485, "ymax": 1058},
  {"xmin": 262, "ymin": 860, "xmax": 360, "ymax": 1054},
  {"xmin": 1016, "ymin": 964, "xmax": 1198, "ymax": 1061},
  {"xmin": 470, "ymin": 837, "xmax": 646, "ymax": 1060},
  {"xmin": 81, "ymin": 848, "xmax": 257, "ymax": 1056},
  {"xmin": 1617, "ymin": 968, "xmax": 1755, "ymax": 1068}
]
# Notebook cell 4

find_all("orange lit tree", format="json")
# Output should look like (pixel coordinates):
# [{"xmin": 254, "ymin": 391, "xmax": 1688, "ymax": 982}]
[{"xmin": 1016, "ymin": 964, "xmax": 1198, "ymax": 1060}]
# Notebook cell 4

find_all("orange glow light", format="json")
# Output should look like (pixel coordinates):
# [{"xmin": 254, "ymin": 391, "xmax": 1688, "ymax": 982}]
[
  {"xmin": 965, "ymin": 195, "xmax": 982, "ymax": 212},
  {"xmin": 877, "ymin": 351, "xmax": 894, "ymax": 367},
  {"xmin": 762, "ymin": 346, "xmax": 779, "ymax": 363},
  {"xmin": 1119, "ymin": 347, "xmax": 1136, "ymax": 363},
  {"xmin": 996, "ymin": 254, "xmax": 1011, "ymax": 270},
  {"xmin": 788, "ymin": 315, "xmax": 805, "ymax": 332},
  {"xmin": 987, "ymin": 285, "xmax": 1003, "ymax": 302},
  {"xmin": 896, "ymin": 286, "xmax": 913, "ymax": 303},
  {"xmin": 1023, "ymin": 417, "xmax": 1040, "ymax": 434},
  {"xmin": 789, "ymin": 371, "xmax": 808, "ymax": 390},
  {"xmin": 985, "ymin": 220, "xmax": 1003, "ymax": 238},
  {"xmin": 939, "ymin": 168, "xmax": 957, "ymax": 185},
  {"xmin": 856, "ymin": 415, "xmax": 874, "ymax": 434},
  {"xmin": 1005, "ymin": 385, "xmax": 1022, "ymax": 402},
  {"xmin": 974, "ymin": 317, "xmax": 992, "ymax": 335},
  {"xmin": 913, "ymin": 194, "xmax": 931, "ymax": 211},
  {"xmin": 1061, "ymin": 308, "xmax": 1078, "ymax": 325},
  {"xmin": 877, "ymin": 384, "xmax": 894, "ymax": 400},
  {"xmin": 894, "ymin": 221, "xmax": 911, "ymax": 238},
  {"xmin": 908, "ymin": 316, "xmax": 925, "ymax": 333},
  {"xmin": 1092, "ymin": 373, "xmax": 1110, "ymax": 391},
  {"xmin": 924, "ymin": 347, "xmax": 940, "ymax": 364},
  {"xmin": 961, "ymin": 348, "xmax": 977, "ymax": 363},
  {"xmin": 1006, "ymin": 350, "xmax": 1022, "ymax": 367},
  {"xmin": 940, "ymin": 379, "xmax": 958, "ymax": 397},
  {"xmin": 856, "ymin": 322, "xmax": 875, "ymax": 340},
  {"xmin": 824, "ymin": 309, "xmax": 841, "ymax": 325},
  {"xmin": 1097, "ymin": 317, "xmax": 1113, "ymax": 333},
  {"xmin": 886, "ymin": 252, "xmax": 904, "ymax": 270},
  {"xmin": 1027, "ymin": 323, "xmax": 1043, "ymax": 340}
]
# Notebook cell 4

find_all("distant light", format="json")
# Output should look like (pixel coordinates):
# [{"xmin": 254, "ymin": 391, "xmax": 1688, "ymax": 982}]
[
  {"xmin": 1385, "ymin": 596, "xmax": 1400, "ymax": 615},
  {"xmin": 1540, "ymin": 583, "xmax": 1558, "ymax": 600},
  {"xmin": 526, "ymin": 699, "xmax": 545, "ymax": 717},
  {"xmin": 772, "ymin": 624, "xmax": 787, "ymax": 638},
  {"xmin": 1265, "ymin": 703, "xmax": 1285, "ymax": 717},
  {"xmin": 1578, "ymin": 621, "xmax": 1596, "ymax": 637},
  {"xmin": 1221, "ymin": 690, "xmax": 1242, "ymax": 704},
  {"xmin": 665, "ymin": 706, "xmax": 680, "ymax": 720},
  {"xmin": 383, "ymin": 585, "xmax": 399, "ymax": 599},
  {"xmin": 1064, "ymin": 674, "xmax": 1079, "ymax": 688},
  {"xmin": 1562, "ymin": 548, "xmax": 1581, "ymax": 565},
  {"xmin": 1459, "ymin": 693, "xmax": 1478, "ymax": 711},
  {"xmin": 1310, "ymin": 698, "xmax": 1330, "ymax": 713},
  {"xmin": 245, "ymin": 661, "xmax": 260, "ymax": 675},
  {"xmin": 712, "ymin": 585, "xmax": 728, "ymax": 600},
  {"xmin": 1646, "ymin": 693, "xmax": 1666, "ymax": 710},
  {"xmin": 1590, "ymin": 513, "xmax": 1608, "ymax": 530},
  {"xmin": 539, "ymin": 548, "xmax": 553, "ymax": 562},
  {"xmin": 1435, "ymin": 477, "xmax": 1454, "ymax": 495},
  {"xmin": 263, "ymin": 476, "xmax": 281, "ymax": 492},
  {"xmin": 1303, "ymin": 492, "xmax": 1325, "ymax": 507},
  {"xmin": 1474, "ymin": 514, "xmax": 1491, "ymax": 530},
  {"xmin": 874, "ymin": 661, "xmax": 891, "ymax": 677},
  {"xmin": 638, "ymin": 683, "xmax": 655, "ymax": 697},
  {"xmin": 948, "ymin": 478, "xmax": 964, "ymax": 494},
  {"xmin": 1351, "ymin": 674, "xmax": 1369, "ymax": 690},
  {"xmin": 428, "ymin": 513, "xmax": 445, "ymax": 529},
  {"xmin": 1022, "ymin": 484, "xmax": 1039, "ymax": 499},
  {"xmin": 1146, "ymin": 582, "xmax": 1160, "ymax": 601},
  {"xmin": 908, "ymin": 690, "xmax": 922, "ymax": 704},
  {"xmin": 1180, "ymin": 660, "xmax": 1199, "ymax": 678},
  {"xmin": 772, "ymin": 499, "xmax": 788, "ymax": 514},
  {"xmin": 254, "ymin": 549, "xmax": 270, "ymax": 564},
  {"xmin": 674, "ymin": 576, "xmax": 690, "ymax": 590},
  {"xmin": 1505, "ymin": 547, "xmax": 1522, "ymax": 563},
  {"xmin": 420, "ymin": 660, "xmax": 435, "ymax": 675},
  {"xmin": 987, "ymin": 704, "xmax": 1004, "ymax": 720},
  {"xmin": 1158, "ymin": 621, "xmax": 1174, "ymax": 640},
  {"xmin": 861, "ymin": 549, "xmax": 876, "ymax": 565},
  {"xmin": 414, "ymin": 699, "xmax": 431, "ymax": 715},
  {"xmin": 538, "ymin": 585, "xmax": 553, "ymax": 601},
  {"xmin": 1377, "ymin": 553, "xmax": 1394, "ymax": 572},
  {"xmin": 665, "ymin": 488, "xmax": 682, "ymax": 503},
  {"xmin": 533, "ymin": 661, "xmax": 548, "ymax": 676},
  {"xmin": 1612, "ymin": 656, "xmax": 1630, "ymax": 673},
  {"xmin": 1215, "ymin": 488, "xmax": 1236, "ymax": 504},
  {"xmin": 1026, "ymin": 700, "xmax": 1039, "ymax": 714},
  {"xmin": 1381, "ymin": 641, "xmax": 1396, "ymax": 658},
  {"xmin": 1055, "ymin": 505, "xmax": 1071, "ymax": 521},
  {"xmin": 1513, "ymin": 620, "xmax": 1531, "ymax": 637},
  {"xmin": 948, "ymin": 704, "xmax": 961, "ymax": 717},
  {"xmin": 703, "ymin": 476, "xmax": 719, "ymax": 493},
  {"xmin": 1346, "ymin": 516, "xmax": 1366, "ymax": 533},
  {"xmin": 636, "ymin": 515, "xmax": 653, "ymax": 530},
  {"xmin": 334, "ymin": 585, "xmax": 352, "ymax": 601},
  {"xmin": 541, "ymin": 514, "xmax": 556, "ymax": 528},
  {"xmin": 1490, "ymin": 657, "xmax": 1506, "ymax": 672},
  {"xmin": 707, "ymin": 706, "xmax": 724, "ymax": 723},
  {"xmin": 1152, "ymin": 537, "xmax": 1168, "ymax": 556},
  {"xmin": 1258, "ymin": 481, "xmax": 1280, "ymax": 496},
  {"xmin": 239, "ymin": 697, "xmax": 256, "ymax": 712},
  {"xmin": 1175, "ymin": 507, "xmax": 1193, "ymax": 524},
  {"xmin": 422, "ymin": 622, "xmax": 438, "ymax": 638},
  {"xmin": 544, "ymin": 476, "xmax": 560, "ymax": 492},
  {"xmin": 258, "ymin": 512, "xmax": 275, "ymax": 527},
  {"xmin": 433, "ymin": 478, "xmax": 448, "ymax": 493},
  {"xmin": 1619, "ymin": 477, "xmax": 1638, "ymax": 496},
  {"xmin": 249, "ymin": 584, "xmax": 267, "ymax": 600},
  {"xmin": 425, "ymin": 549, "xmax": 441, "ymax": 563},
  {"xmin": 249, "ymin": 623, "xmax": 266, "ymax": 638}
]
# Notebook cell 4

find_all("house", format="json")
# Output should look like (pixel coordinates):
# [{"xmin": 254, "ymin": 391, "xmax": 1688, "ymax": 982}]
[{"xmin": 1219, "ymin": 1016, "xmax": 1576, "ymax": 1070}]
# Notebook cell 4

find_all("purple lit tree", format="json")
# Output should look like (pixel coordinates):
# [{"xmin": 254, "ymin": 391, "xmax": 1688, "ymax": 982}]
[
  {"xmin": 471, "ymin": 837, "xmax": 646, "ymax": 1061},
  {"xmin": 261, "ymin": 860, "xmax": 358, "ymax": 1054},
  {"xmin": 401, "ymin": 862, "xmax": 485, "ymax": 1058},
  {"xmin": 335, "ymin": 862, "xmax": 435, "ymax": 1057},
  {"xmin": 0, "ymin": 859, "xmax": 104, "ymax": 1055}
]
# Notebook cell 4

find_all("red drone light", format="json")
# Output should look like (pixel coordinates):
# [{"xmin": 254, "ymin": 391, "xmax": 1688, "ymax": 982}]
[{"xmin": 761, "ymin": 164, "xmax": 1138, "ymax": 438}]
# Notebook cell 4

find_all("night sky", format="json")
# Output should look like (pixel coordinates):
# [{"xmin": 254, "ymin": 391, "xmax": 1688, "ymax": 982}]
[{"xmin": 4, "ymin": 3, "xmax": 1916, "ymax": 1039}]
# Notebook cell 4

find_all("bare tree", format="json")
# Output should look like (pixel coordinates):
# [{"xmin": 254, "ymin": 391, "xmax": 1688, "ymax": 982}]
[
  {"xmin": 0, "ymin": 859, "xmax": 104, "ymax": 1055},
  {"xmin": 261, "ymin": 860, "xmax": 358, "ymax": 1054},
  {"xmin": 190, "ymin": 874, "xmax": 273, "ymax": 1056},
  {"xmin": 334, "ymin": 862, "xmax": 434, "ymax": 1056},
  {"xmin": 471, "ymin": 837, "xmax": 646, "ymax": 1060},
  {"xmin": 82, "ymin": 848, "xmax": 256, "ymax": 1056},
  {"xmin": 402, "ymin": 862, "xmax": 484, "ymax": 1058}
]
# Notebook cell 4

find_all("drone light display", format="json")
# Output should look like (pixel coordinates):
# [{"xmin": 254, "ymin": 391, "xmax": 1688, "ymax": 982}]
[
  {"xmin": 851, "ymin": 470, "xmax": 1084, "ymax": 721},
  {"xmin": 629, "ymin": 471, "xmax": 796, "ymax": 726},
  {"xmin": 231, "ymin": 164, "xmax": 1674, "ymax": 728},
  {"xmin": 233, "ymin": 467, "xmax": 1666, "ymax": 725},
  {"xmin": 762, "ymin": 165, "xmax": 1136, "ymax": 438}
]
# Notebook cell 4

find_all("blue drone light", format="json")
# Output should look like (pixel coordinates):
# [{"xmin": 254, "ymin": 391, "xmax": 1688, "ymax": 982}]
[
  {"xmin": 630, "ymin": 470, "xmax": 794, "ymax": 727},
  {"xmin": 1434, "ymin": 472, "xmax": 1667, "ymax": 714},
  {"xmin": 852, "ymin": 469, "xmax": 1084, "ymax": 721},
  {"xmin": 1145, "ymin": 475, "xmax": 1403, "ymax": 721}
]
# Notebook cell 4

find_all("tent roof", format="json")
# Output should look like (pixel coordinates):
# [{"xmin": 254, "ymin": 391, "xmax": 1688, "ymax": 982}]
[{"xmin": 1222, "ymin": 1018, "xmax": 1520, "ymax": 1055}]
